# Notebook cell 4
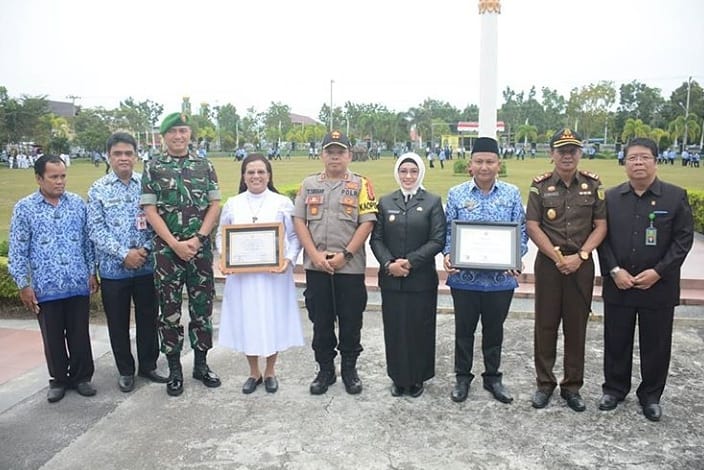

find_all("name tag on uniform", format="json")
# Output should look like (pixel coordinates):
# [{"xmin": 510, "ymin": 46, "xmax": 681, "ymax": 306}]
[
  {"xmin": 136, "ymin": 212, "xmax": 147, "ymax": 230},
  {"xmin": 645, "ymin": 227, "xmax": 657, "ymax": 246}
]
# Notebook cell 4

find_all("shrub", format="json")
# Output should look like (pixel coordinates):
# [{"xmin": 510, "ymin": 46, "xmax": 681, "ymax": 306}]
[
  {"xmin": 278, "ymin": 184, "xmax": 300, "ymax": 202},
  {"xmin": 499, "ymin": 162, "xmax": 508, "ymax": 177},
  {"xmin": 453, "ymin": 160, "xmax": 468, "ymax": 175},
  {"xmin": 689, "ymin": 190, "xmax": 704, "ymax": 234},
  {"xmin": 0, "ymin": 257, "xmax": 19, "ymax": 300},
  {"xmin": 0, "ymin": 240, "xmax": 8, "ymax": 257}
]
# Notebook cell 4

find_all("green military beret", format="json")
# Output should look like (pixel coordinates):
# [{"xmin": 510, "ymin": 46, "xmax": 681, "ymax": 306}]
[{"xmin": 160, "ymin": 112, "xmax": 190, "ymax": 135}]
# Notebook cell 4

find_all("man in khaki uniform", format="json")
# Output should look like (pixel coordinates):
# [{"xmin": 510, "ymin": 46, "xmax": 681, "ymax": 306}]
[
  {"xmin": 526, "ymin": 128, "xmax": 607, "ymax": 412},
  {"xmin": 293, "ymin": 130, "xmax": 377, "ymax": 395}
]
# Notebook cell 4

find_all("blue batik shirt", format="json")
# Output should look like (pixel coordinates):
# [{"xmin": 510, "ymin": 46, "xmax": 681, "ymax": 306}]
[
  {"xmin": 87, "ymin": 171, "xmax": 154, "ymax": 280},
  {"xmin": 9, "ymin": 191, "xmax": 95, "ymax": 303},
  {"xmin": 444, "ymin": 179, "xmax": 528, "ymax": 292}
]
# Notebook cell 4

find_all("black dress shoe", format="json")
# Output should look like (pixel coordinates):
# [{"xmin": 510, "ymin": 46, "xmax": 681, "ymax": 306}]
[
  {"xmin": 138, "ymin": 369, "xmax": 169, "ymax": 383},
  {"xmin": 598, "ymin": 393, "xmax": 620, "ymax": 411},
  {"xmin": 451, "ymin": 378, "xmax": 470, "ymax": 403},
  {"xmin": 47, "ymin": 384, "xmax": 66, "ymax": 403},
  {"xmin": 193, "ymin": 365, "xmax": 221, "ymax": 388},
  {"xmin": 483, "ymin": 382, "xmax": 513, "ymax": 404},
  {"xmin": 408, "ymin": 383, "xmax": 424, "ymax": 398},
  {"xmin": 560, "ymin": 389, "xmax": 586, "ymax": 412},
  {"xmin": 642, "ymin": 403, "xmax": 662, "ymax": 422},
  {"xmin": 75, "ymin": 381, "xmax": 97, "ymax": 397},
  {"xmin": 242, "ymin": 376, "xmax": 263, "ymax": 394},
  {"xmin": 118, "ymin": 375, "xmax": 135, "ymax": 393},
  {"xmin": 390, "ymin": 383, "xmax": 404, "ymax": 397},
  {"xmin": 264, "ymin": 376, "xmax": 278, "ymax": 393},
  {"xmin": 531, "ymin": 389, "xmax": 552, "ymax": 409}
]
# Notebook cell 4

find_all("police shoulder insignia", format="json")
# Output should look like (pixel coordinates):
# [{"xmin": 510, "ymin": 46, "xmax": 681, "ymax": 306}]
[
  {"xmin": 533, "ymin": 172, "xmax": 551, "ymax": 183},
  {"xmin": 530, "ymin": 187, "xmax": 540, "ymax": 195},
  {"xmin": 579, "ymin": 169, "xmax": 599, "ymax": 180}
]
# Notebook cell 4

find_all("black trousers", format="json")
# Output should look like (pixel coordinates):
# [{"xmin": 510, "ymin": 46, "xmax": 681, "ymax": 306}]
[
  {"xmin": 101, "ymin": 274, "xmax": 160, "ymax": 375},
  {"xmin": 602, "ymin": 302, "xmax": 674, "ymax": 406},
  {"xmin": 451, "ymin": 288, "xmax": 514, "ymax": 384},
  {"xmin": 304, "ymin": 270, "xmax": 367, "ymax": 365},
  {"xmin": 36, "ymin": 296, "xmax": 94, "ymax": 386}
]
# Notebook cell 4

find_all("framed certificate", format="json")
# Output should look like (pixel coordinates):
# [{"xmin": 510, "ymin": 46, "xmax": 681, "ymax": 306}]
[
  {"xmin": 449, "ymin": 221, "xmax": 521, "ymax": 271},
  {"xmin": 220, "ymin": 222, "xmax": 284, "ymax": 274}
]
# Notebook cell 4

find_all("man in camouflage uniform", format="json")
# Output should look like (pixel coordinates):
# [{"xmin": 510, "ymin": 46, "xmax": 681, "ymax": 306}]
[
  {"xmin": 294, "ymin": 130, "xmax": 377, "ymax": 395},
  {"xmin": 141, "ymin": 112, "xmax": 222, "ymax": 396},
  {"xmin": 526, "ymin": 128, "xmax": 607, "ymax": 412}
]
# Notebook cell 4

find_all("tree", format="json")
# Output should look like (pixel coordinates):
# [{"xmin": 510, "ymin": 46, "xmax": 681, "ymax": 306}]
[
  {"xmin": 73, "ymin": 107, "xmax": 113, "ymax": 151},
  {"xmin": 516, "ymin": 122, "xmax": 538, "ymax": 145},
  {"xmin": 566, "ymin": 81, "xmax": 616, "ymax": 140},
  {"xmin": 621, "ymin": 118, "xmax": 652, "ymax": 142},
  {"xmin": 263, "ymin": 102, "xmax": 292, "ymax": 145},
  {"xmin": 668, "ymin": 114, "xmax": 701, "ymax": 148},
  {"xmin": 216, "ymin": 103, "xmax": 240, "ymax": 150},
  {"xmin": 541, "ymin": 87, "xmax": 567, "ymax": 135}
]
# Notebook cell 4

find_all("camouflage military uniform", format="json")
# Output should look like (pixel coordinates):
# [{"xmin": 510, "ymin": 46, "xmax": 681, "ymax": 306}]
[{"xmin": 140, "ymin": 152, "xmax": 221, "ymax": 354}]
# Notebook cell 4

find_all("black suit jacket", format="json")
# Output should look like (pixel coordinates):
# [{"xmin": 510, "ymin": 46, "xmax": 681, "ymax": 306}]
[
  {"xmin": 597, "ymin": 178, "xmax": 694, "ymax": 307},
  {"xmin": 370, "ymin": 189, "xmax": 446, "ymax": 292}
]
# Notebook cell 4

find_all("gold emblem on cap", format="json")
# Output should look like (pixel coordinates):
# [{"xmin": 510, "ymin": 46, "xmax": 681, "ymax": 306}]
[
  {"xmin": 331, "ymin": 130, "xmax": 341, "ymax": 139},
  {"xmin": 562, "ymin": 128, "xmax": 574, "ymax": 139},
  {"xmin": 180, "ymin": 113, "xmax": 188, "ymax": 123},
  {"xmin": 547, "ymin": 208, "xmax": 557, "ymax": 220},
  {"xmin": 389, "ymin": 214, "xmax": 396, "ymax": 222},
  {"xmin": 581, "ymin": 183, "xmax": 588, "ymax": 190}
]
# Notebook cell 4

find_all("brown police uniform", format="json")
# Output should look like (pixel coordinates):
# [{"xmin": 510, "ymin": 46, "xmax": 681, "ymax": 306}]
[
  {"xmin": 293, "ymin": 170, "xmax": 377, "ymax": 365},
  {"xmin": 526, "ymin": 169, "xmax": 606, "ymax": 393}
]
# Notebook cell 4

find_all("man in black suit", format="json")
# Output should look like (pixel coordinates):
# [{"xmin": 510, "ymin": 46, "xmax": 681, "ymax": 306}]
[{"xmin": 597, "ymin": 137, "xmax": 694, "ymax": 422}]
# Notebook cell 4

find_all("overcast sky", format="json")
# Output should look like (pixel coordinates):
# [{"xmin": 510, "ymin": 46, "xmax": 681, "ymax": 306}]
[{"xmin": 1, "ymin": 0, "xmax": 702, "ymax": 120}]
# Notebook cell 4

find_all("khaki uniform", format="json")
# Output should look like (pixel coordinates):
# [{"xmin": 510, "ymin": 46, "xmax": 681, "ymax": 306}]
[
  {"xmin": 526, "ymin": 170, "xmax": 606, "ymax": 393},
  {"xmin": 293, "ymin": 171, "xmax": 377, "ymax": 273},
  {"xmin": 293, "ymin": 170, "xmax": 377, "ymax": 364}
]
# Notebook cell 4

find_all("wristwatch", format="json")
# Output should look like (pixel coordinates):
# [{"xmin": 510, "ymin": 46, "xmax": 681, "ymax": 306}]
[
  {"xmin": 579, "ymin": 250, "xmax": 590, "ymax": 261},
  {"xmin": 196, "ymin": 233, "xmax": 209, "ymax": 244},
  {"xmin": 610, "ymin": 266, "xmax": 621, "ymax": 276},
  {"xmin": 342, "ymin": 248, "xmax": 354, "ymax": 261}
]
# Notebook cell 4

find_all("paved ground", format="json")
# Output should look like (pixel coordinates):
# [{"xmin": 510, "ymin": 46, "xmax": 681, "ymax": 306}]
[{"xmin": 1, "ymin": 303, "xmax": 703, "ymax": 470}]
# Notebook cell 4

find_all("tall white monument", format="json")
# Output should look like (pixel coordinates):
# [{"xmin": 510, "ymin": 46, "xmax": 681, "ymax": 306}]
[{"xmin": 478, "ymin": 0, "xmax": 500, "ymax": 138}]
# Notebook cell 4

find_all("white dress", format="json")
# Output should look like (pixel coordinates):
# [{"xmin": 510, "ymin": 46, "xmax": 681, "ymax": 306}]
[{"xmin": 215, "ymin": 189, "xmax": 304, "ymax": 356}]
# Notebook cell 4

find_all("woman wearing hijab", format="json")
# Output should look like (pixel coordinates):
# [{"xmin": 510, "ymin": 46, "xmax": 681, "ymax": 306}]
[
  {"xmin": 370, "ymin": 153, "xmax": 446, "ymax": 397},
  {"xmin": 216, "ymin": 153, "xmax": 304, "ymax": 394}
]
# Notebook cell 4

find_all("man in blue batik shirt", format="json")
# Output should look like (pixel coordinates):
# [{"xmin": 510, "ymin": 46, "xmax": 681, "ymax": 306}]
[
  {"xmin": 9, "ymin": 154, "xmax": 98, "ymax": 403},
  {"xmin": 443, "ymin": 137, "xmax": 528, "ymax": 404},
  {"xmin": 88, "ymin": 132, "xmax": 168, "ymax": 393}
]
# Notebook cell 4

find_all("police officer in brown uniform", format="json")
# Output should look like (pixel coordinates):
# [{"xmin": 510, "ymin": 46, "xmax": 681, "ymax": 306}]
[
  {"xmin": 526, "ymin": 128, "xmax": 607, "ymax": 412},
  {"xmin": 293, "ymin": 130, "xmax": 377, "ymax": 395}
]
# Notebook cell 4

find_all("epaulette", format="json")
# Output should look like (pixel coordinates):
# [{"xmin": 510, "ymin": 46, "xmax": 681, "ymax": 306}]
[
  {"xmin": 579, "ymin": 169, "xmax": 600, "ymax": 180},
  {"xmin": 532, "ymin": 172, "xmax": 552, "ymax": 184}
]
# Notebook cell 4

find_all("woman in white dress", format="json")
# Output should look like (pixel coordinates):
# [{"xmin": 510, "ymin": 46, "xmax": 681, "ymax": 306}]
[{"xmin": 216, "ymin": 154, "xmax": 304, "ymax": 394}]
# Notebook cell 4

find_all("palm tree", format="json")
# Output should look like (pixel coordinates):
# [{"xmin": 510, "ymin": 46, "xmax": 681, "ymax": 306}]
[
  {"xmin": 668, "ymin": 115, "xmax": 701, "ymax": 148},
  {"xmin": 516, "ymin": 122, "xmax": 538, "ymax": 146},
  {"xmin": 621, "ymin": 118, "xmax": 651, "ymax": 142}
]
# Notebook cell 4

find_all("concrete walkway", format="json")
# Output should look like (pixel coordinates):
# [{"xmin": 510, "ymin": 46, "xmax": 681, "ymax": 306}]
[{"xmin": 2, "ymin": 305, "xmax": 704, "ymax": 469}]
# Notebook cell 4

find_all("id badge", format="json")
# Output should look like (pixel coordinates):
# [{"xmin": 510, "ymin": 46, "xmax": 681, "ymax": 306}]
[
  {"xmin": 645, "ymin": 227, "xmax": 657, "ymax": 246},
  {"xmin": 136, "ymin": 212, "xmax": 147, "ymax": 230}
]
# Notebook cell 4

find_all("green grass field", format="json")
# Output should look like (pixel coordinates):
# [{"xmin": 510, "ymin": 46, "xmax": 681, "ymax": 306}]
[{"xmin": 1, "ymin": 154, "xmax": 702, "ymax": 241}]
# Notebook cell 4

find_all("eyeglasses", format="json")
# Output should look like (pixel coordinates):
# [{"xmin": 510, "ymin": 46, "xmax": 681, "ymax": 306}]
[{"xmin": 626, "ymin": 154, "xmax": 654, "ymax": 163}]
